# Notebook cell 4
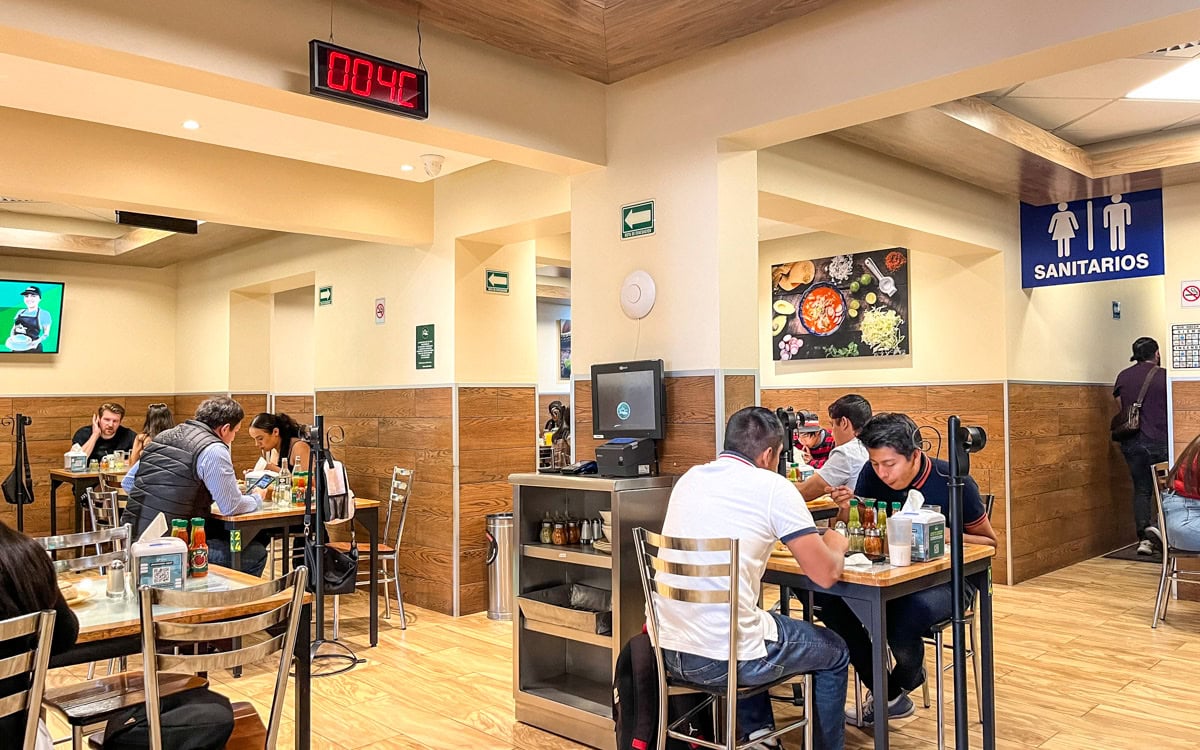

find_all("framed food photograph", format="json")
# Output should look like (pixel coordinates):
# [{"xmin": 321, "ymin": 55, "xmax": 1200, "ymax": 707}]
[
  {"xmin": 558, "ymin": 319, "xmax": 571, "ymax": 379},
  {"xmin": 770, "ymin": 248, "xmax": 910, "ymax": 360}
]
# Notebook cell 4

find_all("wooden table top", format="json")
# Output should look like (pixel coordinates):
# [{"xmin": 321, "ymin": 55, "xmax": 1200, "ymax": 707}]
[
  {"xmin": 49, "ymin": 469, "xmax": 102, "ymax": 481},
  {"xmin": 767, "ymin": 542, "xmax": 995, "ymax": 588},
  {"xmin": 212, "ymin": 497, "xmax": 380, "ymax": 522},
  {"xmin": 65, "ymin": 565, "xmax": 298, "ymax": 643}
]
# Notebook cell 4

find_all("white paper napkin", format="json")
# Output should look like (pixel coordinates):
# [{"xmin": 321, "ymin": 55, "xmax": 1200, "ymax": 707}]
[{"xmin": 845, "ymin": 553, "xmax": 874, "ymax": 569}]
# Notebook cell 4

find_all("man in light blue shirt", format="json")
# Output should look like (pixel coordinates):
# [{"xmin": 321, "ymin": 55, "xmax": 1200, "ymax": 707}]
[{"xmin": 122, "ymin": 397, "xmax": 268, "ymax": 575}]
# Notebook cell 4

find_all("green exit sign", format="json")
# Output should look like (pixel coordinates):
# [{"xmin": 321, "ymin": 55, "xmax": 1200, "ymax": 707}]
[
  {"xmin": 621, "ymin": 200, "xmax": 654, "ymax": 239},
  {"xmin": 318, "ymin": 286, "xmax": 333, "ymax": 306}
]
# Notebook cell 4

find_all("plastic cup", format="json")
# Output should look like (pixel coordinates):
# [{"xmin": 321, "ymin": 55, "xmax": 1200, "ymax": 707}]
[{"xmin": 887, "ymin": 516, "xmax": 913, "ymax": 567}]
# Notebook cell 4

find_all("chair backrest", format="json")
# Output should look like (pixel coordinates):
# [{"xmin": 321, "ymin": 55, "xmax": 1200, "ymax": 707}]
[
  {"xmin": 0, "ymin": 610, "xmax": 56, "ymax": 750},
  {"xmin": 35, "ymin": 525, "xmax": 131, "ymax": 574},
  {"xmin": 632, "ymin": 528, "xmax": 739, "ymax": 742},
  {"xmin": 85, "ymin": 488, "xmax": 122, "ymax": 532},
  {"xmin": 1152, "ymin": 461, "xmax": 1171, "ymax": 549},
  {"xmin": 139, "ymin": 566, "xmax": 309, "ymax": 750},
  {"xmin": 98, "ymin": 472, "xmax": 124, "ymax": 493},
  {"xmin": 384, "ymin": 467, "xmax": 414, "ymax": 551}
]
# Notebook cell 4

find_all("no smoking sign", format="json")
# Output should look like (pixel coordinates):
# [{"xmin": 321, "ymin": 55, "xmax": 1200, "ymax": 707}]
[
  {"xmin": 1183, "ymin": 282, "xmax": 1200, "ymax": 308},
  {"xmin": 375, "ymin": 297, "xmax": 386, "ymax": 325}
]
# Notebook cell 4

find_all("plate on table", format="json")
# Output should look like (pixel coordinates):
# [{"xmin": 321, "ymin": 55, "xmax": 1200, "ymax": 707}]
[
  {"xmin": 58, "ymin": 579, "xmax": 94, "ymax": 606},
  {"xmin": 592, "ymin": 539, "xmax": 612, "ymax": 555},
  {"xmin": 5, "ymin": 334, "xmax": 34, "ymax": 351}
]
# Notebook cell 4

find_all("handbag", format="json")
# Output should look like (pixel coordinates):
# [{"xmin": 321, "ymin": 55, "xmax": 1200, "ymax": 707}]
[
  {"xmin": 2, "ymin": 438, "xmax": 33, "ymax": 505},
  {"xmin": 301, "ymin": 454, "xmax": 359, "ymax": 596},
  {"xmin": 1111, "ymin": 366, "xmax": 1160, "ymax": 441}
]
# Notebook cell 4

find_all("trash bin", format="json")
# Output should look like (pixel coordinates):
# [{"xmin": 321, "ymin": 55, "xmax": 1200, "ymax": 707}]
[{"xmin": 486, "ymin": 512, "xmax": 514, "ymax": 621}]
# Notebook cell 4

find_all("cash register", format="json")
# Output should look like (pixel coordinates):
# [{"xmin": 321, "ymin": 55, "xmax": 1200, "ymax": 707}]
[{"xmin": 590, "ymin": 359, "xmax": 665, "ymax": 478}]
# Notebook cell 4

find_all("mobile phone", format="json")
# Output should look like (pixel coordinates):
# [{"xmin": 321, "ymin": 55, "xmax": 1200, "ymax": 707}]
[{"xmin": 252, "ymin": 474, "xmax": 275, "ymax": 490}]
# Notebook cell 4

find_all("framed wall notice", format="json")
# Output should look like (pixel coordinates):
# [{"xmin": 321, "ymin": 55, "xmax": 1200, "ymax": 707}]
[
  {"xmin": 770, "ymin": 248, "xmax": 910, "ymax": 360},
  {"xmin": 1172, "ymin": 323, "xmax": 1200, "ymax": 369}
]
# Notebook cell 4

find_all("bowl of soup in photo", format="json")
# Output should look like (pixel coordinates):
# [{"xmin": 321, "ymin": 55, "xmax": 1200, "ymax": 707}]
[{"xmin": 797, "ymin": 283, "xmax": 847, "ymax": 336}]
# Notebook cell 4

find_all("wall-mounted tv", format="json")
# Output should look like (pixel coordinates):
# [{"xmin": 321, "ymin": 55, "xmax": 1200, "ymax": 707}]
[{"xmin": 1, "ymin": 279, "xmax": 64, "ymax": 354}]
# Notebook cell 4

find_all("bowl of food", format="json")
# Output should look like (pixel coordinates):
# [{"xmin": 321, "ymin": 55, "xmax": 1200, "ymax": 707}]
[
  {"xmin": 797, "ymin": 283, "xmax": 847, "ymax": 337},
  {"xmin": 5, "ymin": 334, "xmax": 34, "ymax": 351}
]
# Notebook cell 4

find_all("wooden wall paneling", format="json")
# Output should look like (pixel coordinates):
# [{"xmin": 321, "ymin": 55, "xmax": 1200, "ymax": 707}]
[
  {"xmin": 571, "ymin": 380, "xmax": 603, "ymax": 463},
  {"xmin": 457, "ymin": 386, "xmax": 536, "ymax": 615},
  {"xmin": 316, "ymin": 387, "xmax": 456, "ymax": 614},
  {"xmin": 722, "ymin": 374, "xmax": 757, "ymax": 423},
  {"xmin": 1008, "ymin": 384, "xmax": 1130, "ymax": 583},
  {"xmin": 229, "ymin": 393, "xmax": 268, "ymax": 473},
  {"xmin": 274, "ymin": 395, "xmax": 314, "ymax": 424}
]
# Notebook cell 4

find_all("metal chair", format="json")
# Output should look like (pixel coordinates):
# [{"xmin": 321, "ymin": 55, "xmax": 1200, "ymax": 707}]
[
  {"xmin": 329, "ymin": 466, "xmax": 413, "ymax": 628},
  {"xmin": 0, "ymin": 610, "xmax": 56, "ymax": 750},
  {"xmin": 1151, "ymin": 462, "xmax": 1200, "ymax": 628},
  {"xmin": 35, "ymin": 525, "xmax": 130, "ymax": 576},
  {"xmin": 84, "ymin": 488, "xmax": 121, "ymax": 535},
  {"xmin": 633, "ymin": 528, "xmax": 814, "ymax": 750},
  {"xmin": 137, "ymin": 566, "xmax": 309, "ymax": 750}
]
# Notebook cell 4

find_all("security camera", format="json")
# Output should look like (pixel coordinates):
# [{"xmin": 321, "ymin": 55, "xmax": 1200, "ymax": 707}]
[{"xmin": 420, "ymin": 154, "xmax": 444, "ymax": 178}]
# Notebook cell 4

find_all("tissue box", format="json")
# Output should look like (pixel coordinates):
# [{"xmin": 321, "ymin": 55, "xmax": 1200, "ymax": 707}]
[
  {"xmin": 904, "ymin": 508, "xmax": 945, "ymax": 562},
  {"xmin": 64, "ymin": 449, "xmax": 87, "ymax": 472},
  {"xmin": 131, "ymin": 537, "xmax": 188, "ymax": 590}
]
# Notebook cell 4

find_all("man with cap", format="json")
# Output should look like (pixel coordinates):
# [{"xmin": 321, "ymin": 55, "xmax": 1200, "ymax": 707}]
[
  {"xmin": 9, "ymin": 285, "xmax": 52, "ymax": 353},
  {"xmin": 795, "ymin": 410, "xmax": 836, "ymax": 468},
  {"xmin": 1114, "ymin": 336, "xmax": 1168, "ymax": 555}
]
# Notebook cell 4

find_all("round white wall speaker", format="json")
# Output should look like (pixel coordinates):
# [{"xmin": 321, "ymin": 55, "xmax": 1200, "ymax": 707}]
[{"xmin": 620, "ymin": 270, "xmax": 656, "ymax": 320}]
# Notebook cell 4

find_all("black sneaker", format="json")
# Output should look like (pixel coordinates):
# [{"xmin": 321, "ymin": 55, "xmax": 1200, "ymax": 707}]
[{"xmin": 846, "ymin": 692, "xmax": 915, "ymax": 726}]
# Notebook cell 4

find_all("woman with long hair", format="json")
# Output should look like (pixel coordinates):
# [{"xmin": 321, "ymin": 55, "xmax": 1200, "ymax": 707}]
[
  {"xmin": 1160, "ymin": 435, "xmax": 1200, "ymax": 551},
  {"xmin": 0, "ymin": 520, "xmax": 79, "ymax": 744},
  {"xmin": 127, "ymin": 402, "xmax": 175, "ymax": 466},
  {"xmin": 248, "ymin": 412, "xmax": 311, "ymax": 473}
]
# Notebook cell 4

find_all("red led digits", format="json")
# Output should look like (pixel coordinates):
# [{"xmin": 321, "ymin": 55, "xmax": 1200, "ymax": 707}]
[
  {"xmin": 398, "ymin": 70, "xmax": 418, "ymax": 107},
  {"xmin": 326, "ymin": 50, "xmax": 351, "ymax": 91},
  {"xmin": 350, "ymin": 57, "xmax": 373, "ymax": 96}
]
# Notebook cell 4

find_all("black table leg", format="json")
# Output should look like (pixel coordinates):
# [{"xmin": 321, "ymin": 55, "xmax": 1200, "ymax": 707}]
[
  {"xmin": 368, "ymin": 510, "xmax": 378, "ymax": 647},
  {"xmin": 295, "ymin": 600, "xmax": 311, "ymax": 750},
  {"xmin": 976, "ymin": 569, "xmax": 996, "ymax": 750},
  {"xmin": 845, "ymin": 595, "xmax": 889, "ymax": 750},
  {"xmin": 50, "ymin": 479, "xmax": 60, "ymax": 536},
  {"xmin": 779, "ymin": 585, "xmax": 791, "ymax": 616},
  {"xmin": 73, "ymin": 480, "xmax": 83, "ymax": 535}
]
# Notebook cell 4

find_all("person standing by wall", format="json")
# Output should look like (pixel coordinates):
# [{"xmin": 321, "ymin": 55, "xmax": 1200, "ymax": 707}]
[{"xmin": 1114, "ymin": 337, "xmax": 1168, "ymax": 555}]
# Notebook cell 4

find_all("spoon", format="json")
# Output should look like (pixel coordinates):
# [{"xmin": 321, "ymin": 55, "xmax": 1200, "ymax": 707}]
[{"xmin": 864, "ymin": 257, "xmax": 898, "ymax": 297}]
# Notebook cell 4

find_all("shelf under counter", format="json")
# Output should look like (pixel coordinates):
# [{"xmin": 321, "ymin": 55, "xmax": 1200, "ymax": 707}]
[
  {"xmin": 522, "ymin": 618, "xmax": 613, "ymax": 648},
  {"xmin": 522, "ymin": 672, "xmax": 613, "ymax": 719},
  {"xmin": 522, "ymin": 542, "xmax": 613, "ymax": 569}
]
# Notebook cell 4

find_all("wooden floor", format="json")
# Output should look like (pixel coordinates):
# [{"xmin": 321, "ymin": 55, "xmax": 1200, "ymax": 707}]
[{"xmin": 45, "ymin": 556, "xmax": 1200, "ymax": 749}]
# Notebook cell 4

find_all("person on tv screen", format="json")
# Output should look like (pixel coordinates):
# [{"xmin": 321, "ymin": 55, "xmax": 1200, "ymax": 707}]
[{"xmin": 9, "ymin": 285, "xmax": 52, "ymax": 353}]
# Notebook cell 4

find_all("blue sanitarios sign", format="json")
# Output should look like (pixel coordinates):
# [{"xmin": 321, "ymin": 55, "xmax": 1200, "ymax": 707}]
[{"xmin": 1020, "ymin": 188, "xmax": 1164, "ymax": 288}]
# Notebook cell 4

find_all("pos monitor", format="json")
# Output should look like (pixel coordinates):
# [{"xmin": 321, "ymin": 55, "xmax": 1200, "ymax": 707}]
[{"xmin": 591, "ymin": 359, "xmax": 665, "ymax": 477}]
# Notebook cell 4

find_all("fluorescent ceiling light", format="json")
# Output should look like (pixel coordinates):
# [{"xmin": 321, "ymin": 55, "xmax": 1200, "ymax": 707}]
[
  {"xmin": 1126, "ymin": 59, "xmax": 1200, "ymax": 100},
  {"xmin": 182, "ymin": 119, "xmax": 201, "ymax": 130},
  {"xmin": 400, "ymin": 164, "xmax": 414, "ymax": 172}
]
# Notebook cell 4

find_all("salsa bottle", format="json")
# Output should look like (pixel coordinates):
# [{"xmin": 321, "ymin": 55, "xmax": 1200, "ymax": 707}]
[
  {"xmin": 877, "ymin": 503, "xmax": 888, "ymax": 557},
  {"xmin": 189, "ymin": 517, "xmax": 209, "ymax": 578},
  {"xmin": 847, "ymin": 499, "xmax": 864, "ymax": 554},
  {"xmin": 170, "ymin": 518, "xmax": 190, "ymax": 546}
]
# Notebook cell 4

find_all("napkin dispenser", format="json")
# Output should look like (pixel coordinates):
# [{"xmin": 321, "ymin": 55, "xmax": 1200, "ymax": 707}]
[
  {"xmin": 897, "ymin": 489, "xmax": 945, "ymax": 562},
  {"xmin": 131, "ymin": 516, "xmax": 187, "ymax": 590},
  {"xmin": 64, "ymin": 446, "xmax": 87, "ymax": 472}
]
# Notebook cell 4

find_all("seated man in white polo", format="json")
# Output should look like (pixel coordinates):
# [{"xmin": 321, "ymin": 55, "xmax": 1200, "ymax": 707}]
[{"xmin": 656, "ymin": 406, "xmax": 850, "ymax": 750}]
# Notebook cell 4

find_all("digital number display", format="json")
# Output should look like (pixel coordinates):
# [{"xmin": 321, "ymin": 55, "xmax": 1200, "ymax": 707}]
[{"xmin": 309, "ymin": 40, "xmax": 428, "ymax": 120}]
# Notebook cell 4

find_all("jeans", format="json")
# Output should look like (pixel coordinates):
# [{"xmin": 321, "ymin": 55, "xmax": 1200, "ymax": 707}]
[
  {"xmin": 663, "ymin": 613, "xmax": 848, "ymax": 750},
  {"xmin": 814, "ymin": 582, "xmax": 975, "ymax": 701},
  {"xmin": 1119, "ymin": 434, "xmax": 1169, "ymax": 540},
  {"xmin": 208, "ymin": 535, "xmax": 269, "ymax": 577},
  {"xmin": 1162, "ymin": 492, "xmax": 1200, "ymax": 551}
]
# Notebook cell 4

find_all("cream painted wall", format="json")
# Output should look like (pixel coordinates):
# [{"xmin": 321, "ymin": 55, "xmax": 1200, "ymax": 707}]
[
  {"xmin": 228, "ymin": 292, "xmax": 270, "ymax": 393},
  {"xmin": 175, "ymin": 234, "xmax": 450, "ymax": 392},
  {"xmin": 0, "ymin": 256, "xmax": 176, "ymax": 394},
  {"xmin": 537, "ymin": 301, "xmax": 570, "ymax": 394},
  {"xmin": 271, "ymin": 286, "xmax": 314, "ymax": 395},
  {"xmin": 759, "ymin": 234, "xmax": 1006, "ymax": 386},
  {"xmin": 455, "ymin": 240, "xmax": 537, "ymax": 383}
]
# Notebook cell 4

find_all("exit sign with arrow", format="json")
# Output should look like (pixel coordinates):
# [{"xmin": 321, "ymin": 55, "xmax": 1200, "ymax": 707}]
[
  {"xmin": 486, "ymin": 269, "xmax": 510, "ymax": 294},
  {"xmin": 621, "ymin": 200, "xmax": 655, "ymax": 240}
]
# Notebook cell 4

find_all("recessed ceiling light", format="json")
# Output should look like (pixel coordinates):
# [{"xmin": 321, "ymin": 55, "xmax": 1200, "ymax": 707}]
[
  {"xmin": 182, "ymin": 120, "xmax": 201, "ymax": 130},
  {"xmin": 1126, "ymin": 59, "xmax": 1200, "ymax": 101},
  {"xmin": 400, "ymin": 164, "xmax": 414, "ymax": 172}
]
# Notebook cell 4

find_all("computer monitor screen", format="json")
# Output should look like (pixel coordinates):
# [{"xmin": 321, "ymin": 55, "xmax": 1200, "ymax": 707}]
[
  {"xmin": 591, "ymin": 359, "xmax": 665, "ymax": 439},
  {"xmin": 1, "ymin": 279, "xmax": 65, "ymax": 354}
]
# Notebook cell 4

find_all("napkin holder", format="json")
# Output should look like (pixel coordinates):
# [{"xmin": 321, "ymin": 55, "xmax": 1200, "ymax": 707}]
[
  {"xmin": 64, "ymin": 445, "xmax": 87, "ymax": 472},
  {"xmin": 897, "ymin": 489, "xmax": 945, "ymax": 562},
  {"xmin": 131, "ymin": 514, "xmax": 187, "ymax": 590}
]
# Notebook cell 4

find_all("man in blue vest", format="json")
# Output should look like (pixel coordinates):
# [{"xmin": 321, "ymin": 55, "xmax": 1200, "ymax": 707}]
[{"xmin": 122, "ymin": 397, "xmax": 269, "ymax": 575}]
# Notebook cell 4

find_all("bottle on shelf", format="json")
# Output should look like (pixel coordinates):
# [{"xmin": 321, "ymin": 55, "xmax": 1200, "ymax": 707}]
[{"xmin": 189, "ymin": 518, "xmax": 208, "ymax": 578}]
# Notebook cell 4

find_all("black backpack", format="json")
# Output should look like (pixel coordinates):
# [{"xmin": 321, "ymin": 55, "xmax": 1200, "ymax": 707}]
[
  {"xmin": 102, "ymin": 687, "xmax": 234, "ymax": 750},
  {"xmin": 613, "ymin": 632, "xmax": 713, "ymax": 750}
]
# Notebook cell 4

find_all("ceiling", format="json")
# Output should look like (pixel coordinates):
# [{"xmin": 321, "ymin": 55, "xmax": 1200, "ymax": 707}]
[
  {"xmin": 365, "ymin": 0, "xmax": 839, "ymax": 83},
  {"xmin": 983, "ymin": 46, "xmax": 1200, "ymax": 146},
  {"xmin": 0, "ymin": 203, "xmax": 279, "ymax": 267},
  {"xmin": 827, "ymin": 45, "xmax": 1200, "ymax": 206}
]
